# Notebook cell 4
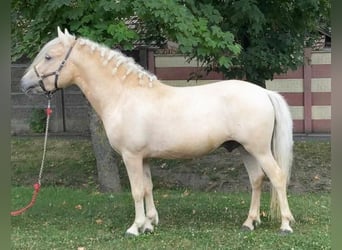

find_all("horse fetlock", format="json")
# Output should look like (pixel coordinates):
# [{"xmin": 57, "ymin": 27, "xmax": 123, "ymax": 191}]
[
  {"xmin": 126, "ymin": 217, "xmax": 148, "ymax": 236},
  {"xmin": 288, "ymin": 213, "xmax": 295, "ymax": 222},
  {"xmin": 243, "ymin": 215, "xmax": 261, "ymax": 231},
  {"xmin": 253, "ymin": 218, "xmax": 261, "ymax": 228},
  {"xmin": 280, "ymin": 220, "xmax": 293, "ymax": 233},
  {"xmin": 148, "ymin": 211, "xmax": 159, "ymax": 226},
  {"xmin": 143, "ymin": 213, "xmax": 159, "ymax": 233},
  {"xmin": 281, "ymin": 213, "xmax": 295, "ymax": 224},
  {"xmin": 153, "ymin": 215, "xmax": 159, "ymax": 226},
  {"xmin": 142, "ymin": 220, "xmax": 154, "ymax": 234},
  {"xmin": 125, "ymin": 224, "xmax": 140, "ymax": 237},
  {"xmin": 242, "ymin": 221, "xmax": 255, "ymax": 231}
]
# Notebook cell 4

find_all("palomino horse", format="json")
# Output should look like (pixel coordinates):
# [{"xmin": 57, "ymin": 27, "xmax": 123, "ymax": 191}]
[{"xmin": 21, "ymin": 27, "xmax": 295, "ymax": 236}]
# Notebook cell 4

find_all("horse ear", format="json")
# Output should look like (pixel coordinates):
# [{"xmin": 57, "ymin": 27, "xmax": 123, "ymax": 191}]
[
  {"xmin": 57, "ymin": 26, "xmax": 72, "ymax": 46},
  {"xmin": 64, "ymin": 28, "xmax": 71, "ymax": 37},
  {"xmin": 57, "ymin": 26, "xmax": 64, "ymax": 38}
]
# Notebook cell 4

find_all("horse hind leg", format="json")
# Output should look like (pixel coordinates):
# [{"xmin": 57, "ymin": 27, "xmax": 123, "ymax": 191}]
[
  {"xmin": 239, "ymin": 147, "xmax": 265, "ymax": 231},
  {"xmin": 250, "ymin": 149, "xmax": 294, "ymax": 233}
]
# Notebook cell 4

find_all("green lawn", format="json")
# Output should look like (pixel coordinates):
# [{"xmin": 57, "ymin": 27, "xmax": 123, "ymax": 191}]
[
  {"xmin": 11, "ymin": 187, "xmax": 330, "ymax": 249},
  {"xmin": 11, "ymin": 136, "xmax": 331, "ymax": 249}
]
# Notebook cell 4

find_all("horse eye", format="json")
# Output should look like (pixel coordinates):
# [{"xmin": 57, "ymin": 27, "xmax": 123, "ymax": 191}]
[{"xmin": 45, "ymin": 54, "xmax": 52, "ymax": 60}]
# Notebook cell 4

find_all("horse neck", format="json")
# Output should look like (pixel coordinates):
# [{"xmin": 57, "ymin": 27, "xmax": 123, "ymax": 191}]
[
  {"xmin": 69, "ymin": 43, "xmax": 167, "ymax": 119},
  {"xmin": 70, "ymin": 46, "xmax": 125, "ymax": 118}
]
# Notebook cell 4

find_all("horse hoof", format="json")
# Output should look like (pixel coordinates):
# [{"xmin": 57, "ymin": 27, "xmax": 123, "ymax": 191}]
[
  {"xmin": 241, "ymin": 225, "xmax": 253, "ymax": 232},
  {"xmin": 144, "ymin": 228, "xmax": 154, "ymax": 234},
  {"xmin": 252, "ymin": 220, "xmax": 261, "ymax": 228},
  {"xmin": 124, "ymin": 232, "xmax": 138, "ymax": 238},
  {"xmin": 279, "ymin": 229, "xmax": 293, "ymax": 235}
]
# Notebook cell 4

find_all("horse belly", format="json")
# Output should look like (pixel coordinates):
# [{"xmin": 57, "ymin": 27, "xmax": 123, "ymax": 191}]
[
  {"xmin": 148, "ymin": 141, "xmax": 220, "ymax": 159},
  {"xmin": 148, "ymin": 87, "xmax": 273, "ymax": 158},
  {"xmin": 147, "ymin": 120, "xmax": 230, "ymax": 159}
]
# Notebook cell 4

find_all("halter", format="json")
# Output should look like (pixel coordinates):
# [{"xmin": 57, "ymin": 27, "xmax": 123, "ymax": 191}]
[{"xmin": 34, "ymin": 39, "xmax": 77, "ymax": 98}]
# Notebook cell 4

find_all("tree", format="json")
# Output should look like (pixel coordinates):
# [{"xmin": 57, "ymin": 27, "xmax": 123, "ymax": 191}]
[
  {"xmin": 176, "ymin": 0, "xmax": 330, "ymax": 86},
  {"xmin": 11, "ymin": 0, "xmax": 330, "ymax": 191},
  {"xmin": 11, "ymin": 0, "xmax": 241, "ymax": 65},
  {"xmin": 12, "ymin": 0, "xmax": 330, "ymax": 85},
  {"xmin": 11, "ymin": 0, "xmax": 242, "ymax": 192},
  {"xmin": 88, "ymin": 105, "xmax": 122, "ymax": 192},
  {"xmin": 212, "ymin": 0, "xmax": 331, "ymax": 86}
]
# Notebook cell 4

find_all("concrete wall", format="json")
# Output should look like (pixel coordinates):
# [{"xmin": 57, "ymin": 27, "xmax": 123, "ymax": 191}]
[{"xmin": 11, "ymin": 64, "xmax": 89, "ymax": 135}]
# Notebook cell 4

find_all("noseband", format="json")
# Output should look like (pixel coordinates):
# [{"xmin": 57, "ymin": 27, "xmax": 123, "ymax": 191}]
[{"xmin": 34, "ymin": 39, "xmax": 77, "ymax": 98}]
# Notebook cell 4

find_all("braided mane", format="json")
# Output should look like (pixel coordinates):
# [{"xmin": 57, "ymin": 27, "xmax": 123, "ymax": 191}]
[{"xmin": 78, "ymin": 38, "xmax": 157, "ymax": 87}]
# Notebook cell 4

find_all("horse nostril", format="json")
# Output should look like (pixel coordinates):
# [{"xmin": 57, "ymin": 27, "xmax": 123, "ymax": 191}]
[
  {"xmin": 20, "ymin": 79, "xmax": 35, "ymax": 94},
  {"xmin": 20, "ymin": 80, "xmax": 25, "ymax": 91},
  {"xmin": 20, "ymin": 79, "xmax": 28, "ymax": 92}
]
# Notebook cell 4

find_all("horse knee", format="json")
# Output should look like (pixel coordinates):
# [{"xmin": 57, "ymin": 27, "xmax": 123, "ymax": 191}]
[
  {"xmin": 144, "ymin": 182, "xmax": 153, "ymax": 195},
  {"xmin": 131, "ymin": 188, "xmax": 144, "ymax": 202},
  {"xmin": 270, "ymin": 171, "xmax": 287, "ymax": 189},
  {"xmin": 146, "ymin": 203, "xmax": 158, "ymax": 216},
  {"xmin": 251, "ymin": 174, "xmax": 264, "ymax": 189}
]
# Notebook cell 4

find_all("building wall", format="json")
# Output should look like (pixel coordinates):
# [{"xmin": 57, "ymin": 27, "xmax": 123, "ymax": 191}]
[
  {"xmin": 152, "ymin": 49, "xmax": 331, "ymax": 133},
  {"xmin": 11, "ymin": 64, "xmax": 89, "ymax": 135},
  {"xmin": 265, "ymin": 50, "xmax": 331, "ymax": 133},
  {"xmin": 11, "ymin": 49, "xmax": 331, "ymax": 134}
]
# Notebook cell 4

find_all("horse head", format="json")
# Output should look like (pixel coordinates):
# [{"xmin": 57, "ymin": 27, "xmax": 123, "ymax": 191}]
[{"xmin": 21, "ymin": 27, "xmax": 77, "ymax": 97}]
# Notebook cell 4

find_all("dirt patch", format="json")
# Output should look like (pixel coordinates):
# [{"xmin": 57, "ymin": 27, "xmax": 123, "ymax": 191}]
[
  {"xmin": 12, "ymin": 136, "xmax": 331, "ymax": 193},
  {"xmin": 146, "ymin": 139, "xmax": 331, "ymax": 193}
]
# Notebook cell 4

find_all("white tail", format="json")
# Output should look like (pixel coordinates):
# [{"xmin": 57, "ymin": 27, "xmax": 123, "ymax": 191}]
[{"xmin": 267, "ymin": 90, "xmax": 293, "ymax": 219}]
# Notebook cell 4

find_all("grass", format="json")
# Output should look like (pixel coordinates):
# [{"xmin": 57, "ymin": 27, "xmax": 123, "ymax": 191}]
[
  {"xmin": 11, "ymin": 187, "xmax": 330, "ymax": 249},
  {"xmin": 11, "ymin": 136, "xmax": 331, "ymax": 249},
  {"xmin": 11, "ymin": 136, "xmax": 97, "ymax": 188}
]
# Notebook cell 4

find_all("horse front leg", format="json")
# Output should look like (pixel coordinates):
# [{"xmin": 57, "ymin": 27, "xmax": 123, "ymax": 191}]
[
  {"xmin": 143, "ymin": 160, "xmax": 159, "ymax": 233},
  {"xmin": 122, "ymin": 154, "xmax": 146, "ymax": 236}
]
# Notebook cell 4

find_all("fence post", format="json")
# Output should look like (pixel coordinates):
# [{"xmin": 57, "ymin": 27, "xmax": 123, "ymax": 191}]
[
  {"xmin": 52, "ymin": 89, "xmax": 65, "ymax": 132},
  {"xmin": 138, "ymin": 47, "xmax": 149, "ymax": 70},
  {"xmin": 147, "ymin": 48, "xmax": 156, "ymax": 74},
  {"xmin": 303, "ymin": 48, "xmax": 312, "ymax": 134}
]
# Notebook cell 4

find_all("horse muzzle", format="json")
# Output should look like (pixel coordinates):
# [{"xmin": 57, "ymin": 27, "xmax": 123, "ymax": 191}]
[{"xmin": 20, "ymin": 77, "xmax": 43, "ymax": 95}]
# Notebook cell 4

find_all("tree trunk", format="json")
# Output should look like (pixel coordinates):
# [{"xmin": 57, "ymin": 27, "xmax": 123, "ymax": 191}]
[{"xmin": 88, "ymin": 104, "xmax": 122, "ymax": 192}]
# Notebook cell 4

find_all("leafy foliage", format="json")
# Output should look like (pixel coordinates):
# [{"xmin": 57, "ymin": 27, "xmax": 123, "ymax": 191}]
[
  {"xmin": 190, "ymin": 0, "xmax": 331, "ymax": 85},
  {"xmin": 28, "ymin": 108, "xmax": 46, "ymax": 133},
  {"xmin": 11, "ymin": 0, "xmax": 241, "ymax": 69},
  {"xmin": 11, "ymin": 0, "xmax": 330, "ymax": 85}
]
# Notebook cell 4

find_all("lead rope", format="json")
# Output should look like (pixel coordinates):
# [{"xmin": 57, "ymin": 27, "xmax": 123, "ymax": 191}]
[{"xmin": 11, "ymin": 98, "xmax": 52, "ymax": 216}]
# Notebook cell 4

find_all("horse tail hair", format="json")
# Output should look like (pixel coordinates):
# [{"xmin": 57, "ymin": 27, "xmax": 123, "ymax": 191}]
[{"xmin": 267, "ymin": 90, "xmax": 293, "ymax": 220}]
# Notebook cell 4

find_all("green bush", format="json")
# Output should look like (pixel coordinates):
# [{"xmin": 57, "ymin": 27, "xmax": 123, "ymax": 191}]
[{"xmin": 29, "ymin": 108, "xmax": 46, "ymax": 133}]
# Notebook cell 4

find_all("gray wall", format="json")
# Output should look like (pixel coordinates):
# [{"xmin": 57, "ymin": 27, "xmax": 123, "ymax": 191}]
[
  {"xmin": 11, "ymin": 49, "xmax": 150, "ymax": 135},
  {"xmin": 11, "ymin": 64, "xmax": 90, "ymax": 135}
]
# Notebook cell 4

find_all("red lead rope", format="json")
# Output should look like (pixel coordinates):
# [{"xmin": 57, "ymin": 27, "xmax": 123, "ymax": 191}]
[
  {"xmin": 11, "ymin": 100, "xmax": 52, "ymax": 216},
  {"xmin": 11, "ymin": 183, "xmax": 41, "ymax": 216}
]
